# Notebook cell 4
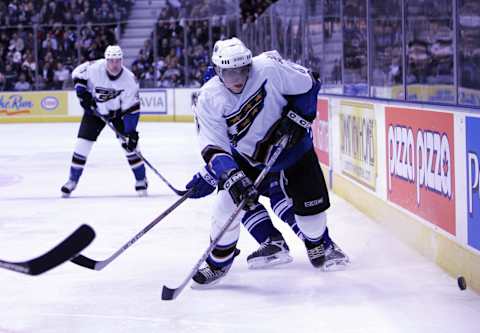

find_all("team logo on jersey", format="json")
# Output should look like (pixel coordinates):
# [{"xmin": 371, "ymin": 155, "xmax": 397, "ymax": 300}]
[
  {"xmin": 95, "ymin": 87, "xmax": 123, "ymax": 103},
  {"xmin": 226, "ymin": 80, "xmax": 267, "ymax": 144}
]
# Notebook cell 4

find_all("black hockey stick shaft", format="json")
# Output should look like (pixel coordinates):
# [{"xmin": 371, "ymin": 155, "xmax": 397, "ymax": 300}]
[
  {"xmin": 94, "ymin": 110, "xmax": 187, "ymax": 196},
  {"xmin": 71, "ymin": 188, "xmax": 193, "ymax": 271},
  {"xmin": 0, "ymin": 224, "xmax": 95, "ymax": 276},
  {"xmin": 161, "ymin": 136, "xmax": 289, "ymax": 300}
]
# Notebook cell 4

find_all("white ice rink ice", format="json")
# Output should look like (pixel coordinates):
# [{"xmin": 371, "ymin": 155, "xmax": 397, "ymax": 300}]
[{"xmin": 0, "ymin": 122, "xmax": 479, "ymax": 333}]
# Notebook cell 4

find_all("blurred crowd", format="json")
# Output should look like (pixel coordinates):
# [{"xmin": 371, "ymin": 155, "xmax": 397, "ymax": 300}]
[
  {"xmin": 240, "ymin": 0, "xmax": 278, "ymax": 24},
  {"xmin": 131, "ymin": 0, "xmax": 235, "ymax": 88},
  {"xmin": 1, "ymin": 0, "xmax": 477, "ymax": 102},
  {"xmin": 0, "ymin": 0, "xmax": 282, "ymax": 91},
  {"xmin": 0, "ymin": 0, "xmax": 133, "ymax": 91}
]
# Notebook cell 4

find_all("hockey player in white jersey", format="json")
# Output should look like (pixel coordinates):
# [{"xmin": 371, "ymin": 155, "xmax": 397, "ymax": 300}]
[
  {"xmin": 61, "ymin": 45, "xmax": 148, "ymax": 197},
  {"xmin": 188, "ymin": 37, "xmax": 349, "ymax": 287},
  {"xmin": 187, "ymin": 166, "xmax": 297, "ymax": 269}
]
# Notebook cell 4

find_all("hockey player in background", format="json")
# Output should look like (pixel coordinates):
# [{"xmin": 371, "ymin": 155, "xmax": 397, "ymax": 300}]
[
  {"xmin": 187, "ymin": 37, "xmax": 349, "ymax": 287},
  {"xmin": 61, "ymin": 45, "xmax": 148, "ymax": 197}
]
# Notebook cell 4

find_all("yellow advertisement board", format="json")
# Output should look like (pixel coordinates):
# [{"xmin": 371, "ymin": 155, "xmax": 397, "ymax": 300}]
[
  {"xmin": 0, "ymin": 91, "xmax": 68, "ymax": 117},
  {"xmin": 339, "ymin": 101, "xmax": 377, "ymax": 190}
]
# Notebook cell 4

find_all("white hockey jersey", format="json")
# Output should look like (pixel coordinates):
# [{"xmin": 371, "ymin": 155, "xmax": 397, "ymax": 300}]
[
  {"xmin": 72, "ymin": 59, "xmax": 140, "ymax": 116},
  {"xmin": 194, "ymin": 51, "xmax": 313, "ymax": 168}
]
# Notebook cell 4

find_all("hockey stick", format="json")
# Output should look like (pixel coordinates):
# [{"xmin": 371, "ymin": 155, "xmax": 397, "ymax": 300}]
[
  {"xmin": 161, "ymin": 135, "xmax": 289, "ymax": 300},
  {"xmin": 71, "ymin": 188, "xmax": 193, "ymax": 271},
  {"xmin": 0, "ymin": 224, "xmax": 95, "ymax": 276},
  {"xmin": 93, "ymin": 109, "xmax": 187, "ymax": 196}
]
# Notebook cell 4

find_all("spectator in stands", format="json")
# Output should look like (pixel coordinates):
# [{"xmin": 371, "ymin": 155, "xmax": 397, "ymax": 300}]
[
  {"xmin": 155, "ymin": 58, "xmax": 166, "ymax": 72},
  {"xmin": 130, "ymin": 63, "xmax": 143, "ymax": 82},
  {"xmin": 9, "ymin": 32, "xmax": 25, "ymax": 54},
  {"xmin": 18, "ymin": 1, "xmax": 34, "ymax": 25},
  {"xmin": 4, "ymin": 63, "xmax": 17, "ymax": 91},
  {"xmin": 6, "ymin": 0, "xmax": 20, "ymax": 26},
  {"xmin": 142, "ymin": 66, "xmax": 156, "ymax": 88},
  {"xmin": 140, "ymin": 39, "xmax": 153, "ymax": 63},
  {"xmin": 14, "ymin": 73, "xmax": 32, "ymax": 91},
  {"xmin": 408, "ymin": 40, "xmax": 431, "ymax": 84},
  {"xmin": 131, "ymin": 52, "xmax": 149, "ymax": 75},
  {"xmin": 42, "ymin": 60, "xmax": 55, "ymax": 89},
  {"xmin": 42, "ymin": 32, "xmax": 59, "ymax": 55},
  {"xmin": 161, "ymin": 58, "xmax": 183, "ymax": 88},
  {"xmin": 72, "ymin": 0, "xmax": 91, "ymax": 24},
  {"xmin": 21, "ymin": 52, "xmax": 36, "ymax": 81},
  {"xmin": 53, "ymin": 62, "xmax": 70, "ymax": 89},
  {"xmin": 158, "ymin": 37, "xmax": 170, "ymax": 58},
  {"xmin": 63, "ymin": 10, "xmax": 77, "ymax": 26},
  {"xmin": 12, "ymin": 48, "xmax": 23, "ymax": 70},
  {"xmin": 95, "ymin": 0, "xmax": 115, "ymax": 24}
]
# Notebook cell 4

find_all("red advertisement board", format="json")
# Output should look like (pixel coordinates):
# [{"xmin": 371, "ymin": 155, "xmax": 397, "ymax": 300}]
[
  {"xmin": 313, "ymin": 99, "xmax": 329, "ymax": 166},
  {"xmin": 385, "ymin": 107, "xmax": 455, "ymax": 234}
]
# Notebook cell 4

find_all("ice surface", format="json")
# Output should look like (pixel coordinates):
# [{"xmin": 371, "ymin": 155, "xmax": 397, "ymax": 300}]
[{"xmin": 0, "ymin": 122, "xmax": 479, "ymax": 333}]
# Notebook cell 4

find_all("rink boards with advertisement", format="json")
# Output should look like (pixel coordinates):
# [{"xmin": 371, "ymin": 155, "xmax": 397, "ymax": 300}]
[
  {"xmin": 312, "ymin": 95, "xmax": 480, "ymax": 293},
  {"xmin": 0, "ymin": 89, "xmax": 196, "ymax": 123},
  {"xmin": 2, "ymin": 88, "xmax": 479, "ymax": 292}
]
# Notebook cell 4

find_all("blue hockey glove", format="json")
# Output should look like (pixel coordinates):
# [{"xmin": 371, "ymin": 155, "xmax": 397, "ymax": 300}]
[
  {"xmin": 186, "ymin": 166, "xmax": 217, "ymax": 198},
  {"xmin": 220, "ymin": 169, "xmax": 258, "ymax": 210},
  {"xmin": 121, "ymin": 131, "xmax": 139, "ymax": 152}
]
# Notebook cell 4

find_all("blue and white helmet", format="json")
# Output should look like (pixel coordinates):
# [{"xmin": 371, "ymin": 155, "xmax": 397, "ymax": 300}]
[
  {"xmin": 211, "ymin": 38, "xmax": 252, "ymax": 69},
  {"xmin": 104, "ymin": 45, "xmax": 123, "ymax": 60}
]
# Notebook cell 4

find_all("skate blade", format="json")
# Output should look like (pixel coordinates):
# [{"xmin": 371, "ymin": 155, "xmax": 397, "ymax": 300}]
[
  {"xmin": 248, "ymin": 254, "xmax": 293, "ymax": 269},
  {"xmin": 191, "ymin": 278, "xmax": 223, "ymax": 290},
  {"xmin": 321, "ymin": 258, "xmax": 350, "ymax": 272},
  {"xmin": 136, "ymin": 190, "xmax": 148, "ymax": 197},
  {"xmin": 61, "ymin": 192, "xmax": 71, "ymax": 198}
]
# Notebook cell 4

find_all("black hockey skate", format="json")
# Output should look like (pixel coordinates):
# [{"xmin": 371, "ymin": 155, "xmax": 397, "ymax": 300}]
[
  {"xmin": 247, "ymin": 235, "xmax": 293, "ymax": 269},
  {"xmin": 305, "ymin": 229, "xmax": 349, "ymax": 271},
  {"xmin": 135, "ymin": 178, "xmax": 148, "ymax": 196},
  {"xmin": 322, "ymin": 241, "xmax": 350, "ymax": 271},
  {"xmin": 61, "ymin": 180, "xmax": 78, "ymax": 198},
  {"xmin": 305, "ymin": 238, "xmax": 326, "ymax": 268},
  {"xmin": 191, "ymin": 249, "xmax": 240, "ymax": 289}
]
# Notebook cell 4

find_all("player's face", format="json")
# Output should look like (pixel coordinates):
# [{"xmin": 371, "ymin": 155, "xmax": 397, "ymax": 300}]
[
  {"xmin": 106, "ymin": 58, "xmax": 122, "ymax": 76},
  {"xmin": 220, "ymin": 65, "xmax": 250, "ymax": 94}
]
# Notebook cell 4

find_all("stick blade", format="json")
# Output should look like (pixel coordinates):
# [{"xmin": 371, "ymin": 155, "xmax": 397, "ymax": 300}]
[
  {"xmin": 161, "ymin": 285, "xmax": 179, "ymax": 300},
  {"xmin": 70, "ymin": 254, "xmax": 101, "ymax": 270},
  {"xmin": 28, "ymin": 224, "xmax": 96, "ymax": 275},
  {"xmin": 174, "ymin": 189, "xmax": 188, "ymax": 196}
]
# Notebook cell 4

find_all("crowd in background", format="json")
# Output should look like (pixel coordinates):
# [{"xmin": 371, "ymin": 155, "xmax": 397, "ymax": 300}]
[
  {"xmin": 0, "ymin": 0, "xmax": 133, "ymax": 91},
  {"xmin": 131, "ymin": 1, "xmax": 208, "ymax": 88},
  {"xmin": 240, "ymin": 0, "xmax": 278, "ymax": 23},
  {"xmin": 131, "ymin": 0, "xmax": 236, "ymax": 88},
  {"xmin": 0, "ymin": 0, "xmax": 285, "ymax": 91},
  {"xmin": 1, "ymin": 0, "xmax": 479, "ymax": 107}
]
